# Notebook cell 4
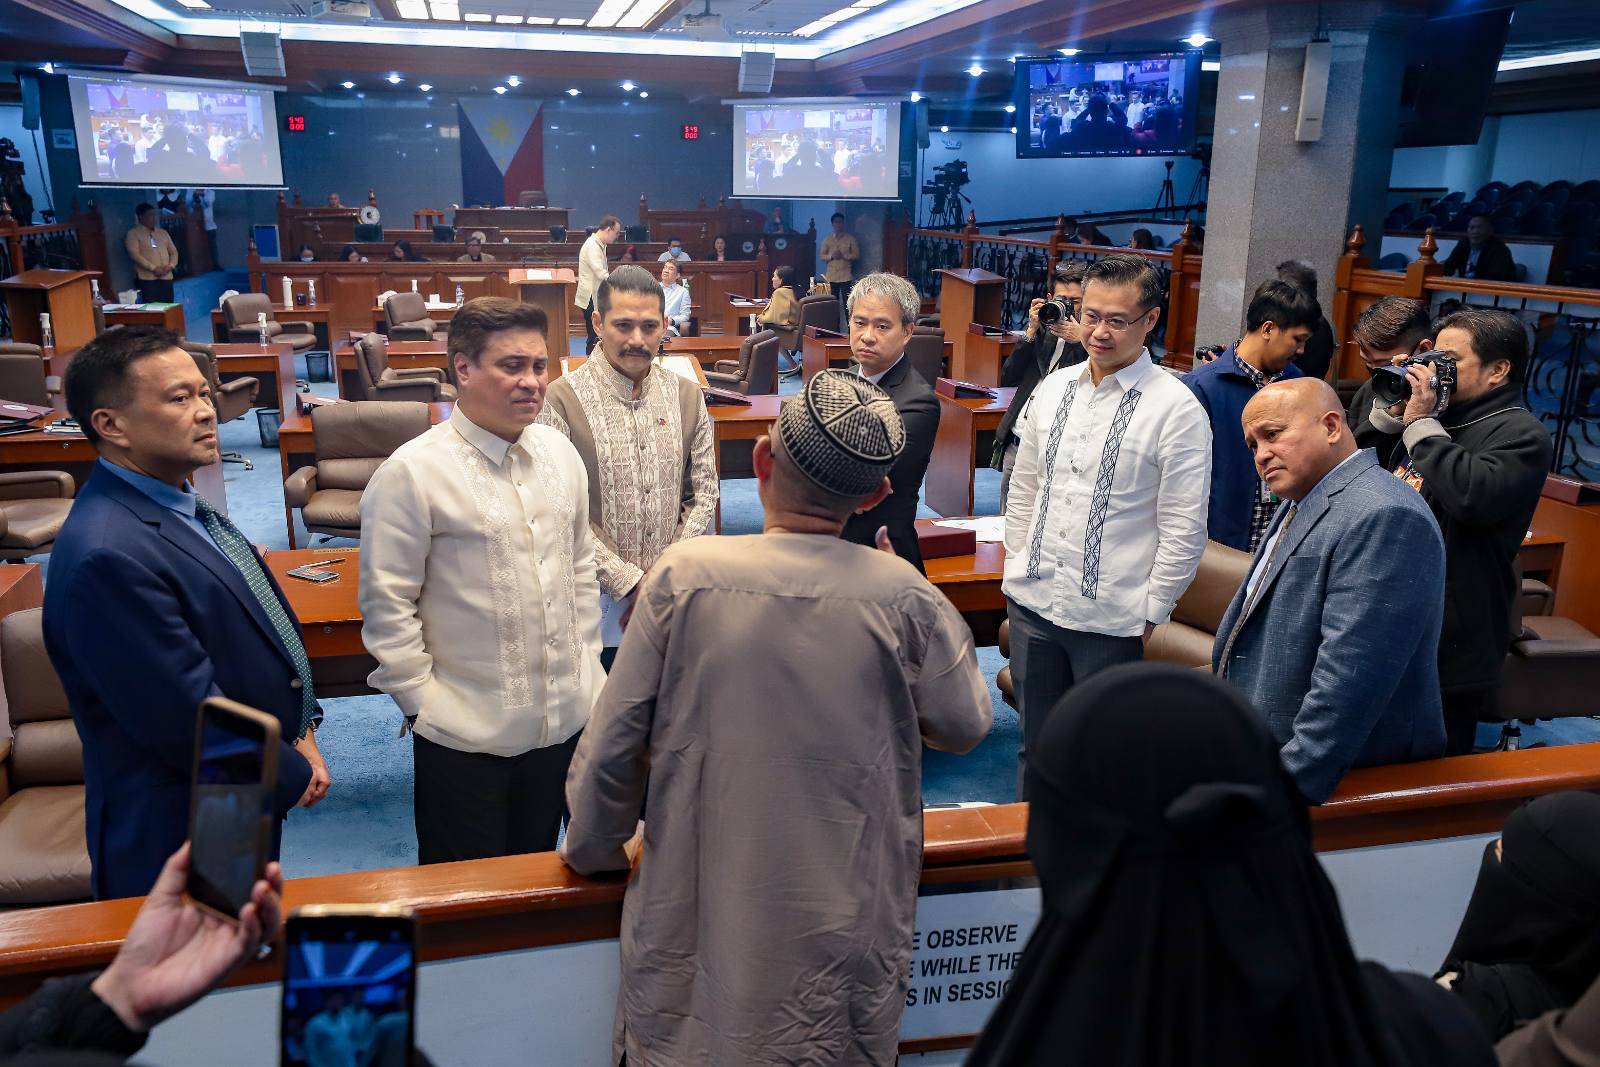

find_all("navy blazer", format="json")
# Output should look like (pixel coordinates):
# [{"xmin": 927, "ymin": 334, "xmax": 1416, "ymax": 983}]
[
  {"xmin": 840, "ymin": 356, "xmax": 940, "ymax": 573},
  {"xmin": 43, "ymin": 466, "xmax": 313, "ymax": 900},
  {"xmin": 1211, "ymin": 451, "xmax": 1446, "ymax": 803}
]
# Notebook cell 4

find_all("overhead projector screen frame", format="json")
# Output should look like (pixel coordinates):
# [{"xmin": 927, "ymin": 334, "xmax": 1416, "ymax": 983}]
[
  {"xmin": 727, "ymin": 96, "xmax": 903, "ymax": 202},
  {"xmin": 67, "ymin": 73, "xmax": 287, "ymax": 189}
]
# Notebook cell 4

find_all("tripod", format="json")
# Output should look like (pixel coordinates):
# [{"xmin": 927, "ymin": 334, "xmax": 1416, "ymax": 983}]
[
  {"xmin": 926, "ymin": 187, "xmax": 970, "ymax": 229},
  {"xmin": 1184, "ymin": 161, "xmax": 1210, "ymax": 219},
  {"xmin": 1153, "ymin": 160, "xmax": 1177, "ymax": 217}
]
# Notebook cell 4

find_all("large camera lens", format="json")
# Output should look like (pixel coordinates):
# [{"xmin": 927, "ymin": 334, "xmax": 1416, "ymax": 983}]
[
  {"xmin": 1037, "ymin": 297, "xmax": 1074, "ymax": 327},
  {"xmin": 1370, "ymin": 365, "xmax": 1412, "ymax": 406}
]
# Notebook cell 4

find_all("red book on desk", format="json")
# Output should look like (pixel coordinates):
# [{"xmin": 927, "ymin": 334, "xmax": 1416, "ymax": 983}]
[
  {"xmin": 1544, "ymin": 474, "xmax": 1600, "ymax": 505},
  {"xmin": 702, "ymin": 385, "xmax": 753, "ymax": 407},
  {"xmin": 917, "ymin": 524, "xmax": 977, "ymax": 559},
  {"xmin": 935, "ymin": 377, "xmax": 998, "ymax": 400}
]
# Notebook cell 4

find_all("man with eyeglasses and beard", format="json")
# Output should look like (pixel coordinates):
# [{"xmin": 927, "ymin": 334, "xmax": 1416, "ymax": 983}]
[{"xmin": 1002, "ymin": 253, "xmax": 1211, "ymax": 797}]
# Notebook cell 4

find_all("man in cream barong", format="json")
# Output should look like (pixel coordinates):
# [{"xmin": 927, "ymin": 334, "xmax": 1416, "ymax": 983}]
[
  {"xmin": 539, "ymin": 263, "xmax": 717, "ymax": 666},
  {"xmin": 562, "ymin": 370, "xmax": 993, "ymax": 1065}
]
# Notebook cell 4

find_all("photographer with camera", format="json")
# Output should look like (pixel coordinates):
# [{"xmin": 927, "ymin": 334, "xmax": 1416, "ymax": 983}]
[
  {"xmin": 991, "ymin": 260, "xmax": 1088, "ymax": 509},
  {"xmin": 1185, "ymin": 280, "xmax": 1320, "ymax": 551},
  {"xmin": 1356, "ymin": 307, "xmax": 1551, "ymax": 755}
]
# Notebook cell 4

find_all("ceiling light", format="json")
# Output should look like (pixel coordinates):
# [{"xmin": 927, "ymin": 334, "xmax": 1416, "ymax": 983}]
[
  {"xmin": 175, "ymin": 0, "xmax": 211, "ymax": 8},
  {"xmin": 1010, "ymin": 126, "xmax": 1017, "ymax": 134},
  {"xmin": 621, "ymin": 80, "xmax": 635, "ymax": 91},
  {"xmin": 557, "ymin": 16, "xmax": 584, "ymax": 24},
  {"xmin": 909, "ymin": 91, "xmax": 921, "ymax": 102},
  {"xmin": 495, "ymin": 13, "xmax": 523, "ymax": 22},
  {"xmin": 566, "ymin": 87, "xmax": 581, "ymax": 96},
  {"xmin": 965, "ymin": 63, "xmax": 985, "ymax": 77},
  {"xmin": 418, "ymin": 82, "xmax": 433, "ymax": 91},
  {"xmin": 386, "ymin": 72, "xmax": 403, "ymax": 84},
  {"xmin": 494, "ymin": 85, "xmax": 508, "ymax": 94},
  {"xmin": 341, "ymin": 80, "xmax": 356, "ymax": 88},
  {"xmin": 507, "ymin": 75, "xmax": 521, "ymax": 85},
  {"xmin": 587, "ymin": 0, "xmax": 631, "ymax": 28},
  {"xmin": 1498, "ymin": 47, "xmax": 1600, "ymax": 71},
  {"xmin": 395, "ymin": 0, "xmax": 427, "ymax": 16},
  {"xmin": 1202, "ymin": 60, "xmax": 1220, "ymax": 72},
  {"xmin": 527, "ymin": 14, "xmax": 554, "ymax": 22},
  {"xmin": 638, "ymin": 91, "xmax": 648, "ymax": 98},
  {"xmin": 1003, "ymin": 103, "xmax": 1015, "ymax": 113},
  {"xmin": 618, "ymin": 0, "xmax": 674, "ymax": 27},
  {"xmin": 429, "ymin": 0, "xmax": 459, "ymax": 17},
  {"xmin": 464, "ymin": 11, "xmax": 490, "ymax": 19},
  {"xmin": 41, "ymin": 63, "xmax": 54, "ymax": 73},
  {"xmin": 1183, "ymin": 33, "xmax": 1211, "ymax": 47},
  {"xmin": 1058, "ymin": 47, "xmax": 1079, "ymax": 56},
  {"xmin": 939, "ymin": 124, "xmax": 949, "ymax": 132}
]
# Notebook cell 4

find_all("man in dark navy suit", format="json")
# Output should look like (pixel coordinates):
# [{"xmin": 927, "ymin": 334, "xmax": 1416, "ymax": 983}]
[{"xmin": 44, "ymin": 326, "xmax": 329, "ymax": 900}]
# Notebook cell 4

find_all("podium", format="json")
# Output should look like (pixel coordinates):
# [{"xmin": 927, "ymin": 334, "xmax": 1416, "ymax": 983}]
[
  {"xmin": 956, "ymin": 324, "xmax": 1017, "ymax": 387},
  {"xmin": 0, "ymin": 270, "xmax": 101, "ymax": 352},
  {"xmin": 510, "ymin": 269, "xmax": 576, "ymax": 372},
  {"xmin": 936, "ymin": 268, "xmax": 1005, "ymax": 376}
]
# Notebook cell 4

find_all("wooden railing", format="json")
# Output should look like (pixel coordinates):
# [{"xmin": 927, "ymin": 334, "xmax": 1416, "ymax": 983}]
[
  {"xmin": 884, "ymin": 211, "xmax": 1204, "ymax": 361},
  {"xmin": 1331, "ymin": 225, "xmax": 1600, "ymax": 478},
  {"xmin": 638, "ymin": 192, "xmax": 817, "ymax": 285}
]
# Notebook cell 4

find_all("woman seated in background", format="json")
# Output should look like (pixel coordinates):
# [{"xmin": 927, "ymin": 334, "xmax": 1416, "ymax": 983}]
[
  {"xmin": 710, "ymin": 234, "xmax": 729, "ymax": 261},
  {"xmin": 340, "ymin": 243, "xmax": 368, "ymax": 263},
  {"xmin": 1129, "ymin": 228, "xmax": 1156, "ymax": 250},
  {"xmin": 759, "ymin": 265, "xmax": 800, "ymax": 333},
  {"xmin": 967, "ymin": 662, "xmax": 1496, "ymax": 1067},
  {"xmin": 388, "ymin": 239, "xmax": 425, "ymax": 262},
  {"xmin": 295, "ymin": 242, "xmax": 317, "ymax": 263},
  {"xmin": 1435, "ymin": 792, "xmax": 1600, "ymax": 1041}
]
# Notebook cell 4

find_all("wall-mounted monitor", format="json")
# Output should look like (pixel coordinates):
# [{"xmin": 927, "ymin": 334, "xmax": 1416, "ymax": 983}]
[
  {"xmin": 1014, "ymin": 53, "xmax": 1200, "ymax": 159},
  {"xmin": 67, "ymin": 73, "xmax": 286, "ymax": 188},
  {"xmin": 730, "ymin": 98, "xmax": 902, "ymax": 201}
]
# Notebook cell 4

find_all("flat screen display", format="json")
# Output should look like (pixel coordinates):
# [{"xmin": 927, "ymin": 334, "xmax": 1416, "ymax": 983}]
[
  {"xmin": 732, "ymin": 99, "xmax": 901, "ymax": 200},
  {"xmin": 1015, "ymin": 53, "xmax": 1199, "ymax": 158},
  {"xmin": 67, "ymin": 74, "xmax": 285, "ymax": 187}
]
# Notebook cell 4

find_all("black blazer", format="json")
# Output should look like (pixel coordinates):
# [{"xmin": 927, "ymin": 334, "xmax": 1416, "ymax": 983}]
[
  {"xmin": 43, "ymin": 466, "xmax": 314, "ymax": 900},
  {"xmin": 841, "ymin": 356, "xmax": 940, "ymax": 573},
  {"xmin": 1442, "ymin": 236, "xmax": 1518, "ymax": 282}
]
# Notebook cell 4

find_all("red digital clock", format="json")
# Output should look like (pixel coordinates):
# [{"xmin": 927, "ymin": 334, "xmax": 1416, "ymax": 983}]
[
  {"xmin": 681, "ymin": 124, "xmax": 699, "ymax": 141},
  {"xmin": 285, "ymin": 114, "xmax": 307, "ymax": 133}
]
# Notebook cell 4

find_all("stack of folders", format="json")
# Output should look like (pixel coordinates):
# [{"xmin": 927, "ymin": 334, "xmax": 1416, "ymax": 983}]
[{"xmin": 0, "ymin": 400, "xmax": 59, "ymax": 438}]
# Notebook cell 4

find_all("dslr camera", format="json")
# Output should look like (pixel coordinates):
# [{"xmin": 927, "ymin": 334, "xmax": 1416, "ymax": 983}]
[
  {"xmin": 1371, "ymin": 350, "xmax": 1456, "ymax": 417},
  {"xmin": 1036, "ymin": 296, "xmax": 1078, "ymax": 330}
]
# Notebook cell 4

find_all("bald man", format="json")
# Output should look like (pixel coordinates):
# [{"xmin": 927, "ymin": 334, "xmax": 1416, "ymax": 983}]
[{"xmin": 1212, "ymin": 379, "xmax": 1447, "ymax": 802}]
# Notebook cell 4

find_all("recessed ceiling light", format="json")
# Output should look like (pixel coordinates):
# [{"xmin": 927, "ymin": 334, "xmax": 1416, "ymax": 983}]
[
  {"xmin": 494, "ymin": 14, "xmax": 523, "ymax": 22},
  {"xmin": 1010, "ymin": 126, "xmax": 1017, "ymax": 134},
  {"xmin": 566, "ymin": 87, "xmax": 581, "ymax": 96},
  {"xmin": 1058, "ymin": 47, "xmax": 1079, "ymax": 56},
  {"xmin": 621, "ymin": 80, "xmax": 635, "ymax": 91},
  {"xmin": 1003, "ymin": 103, "xmax": 1015, "ymax": 113},
  {"xmin": 1183, "ymin": 33, "xmax": 1211, "ymax": 47},
  {"xmin": 618, "ymin": 0, "xmax": 674, "ymax": 28},
  {"xmin": 493, "ymin": 85, "xmax": 508, "ymax": 94},
  {"xmin": 175, "ymin": 0, "xmax": 211, "ymax": 8},
  {"xmin": 965, "ymin": 63, "xmax": 985, "ymax": 77},
  {"xmin": 464, "ymin": 11, "xmax": 490, "ymax": 19},
  {"xmin": 341, "ymin": 80, "xmax": 355, "ymax": 88},
  {"xmin": 419, "ymin": 83, "xmax": 433, "ymax": 91},
  {"xmin": 940, "ymin": 124, "xmax": 949, "ymax": 132},
  {"xmin": 557, "ymin": 16, "xmax": 584, "ymax": 24},
  {"xmin": 638, "ymin": 90, "xmax": 648, "ymax": 98},
  {"xmin": 527, "ymin": 15, "xmax": 554, "ymax": 23},
  {"xmin": 429, "ymin": 0, "xmax": 459, "ymax": 18},
  {"xmin": 386, "ymin": 72, "xmax": 403, "ymax": 84},
  {"xmin": 41, "ymin": 62, "xmax": 55, "ymax": 73},
  {"xmin": 587, "ymin": 0, "xmax": 631, "ymax": 27},
  {"xmin": 909, "ymin": 91, "xmax": 921, "ymax": 102},
  {"xmin": 395, "ymin": 0, "xmax": 427, "ymax": 16},
  {"xmin": 507, "ymin": 75, "xmax": 521, "ymax": 86}
]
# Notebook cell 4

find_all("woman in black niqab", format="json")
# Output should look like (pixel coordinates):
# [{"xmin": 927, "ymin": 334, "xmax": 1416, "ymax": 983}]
[{"xmin": 965, "ymin": 663, "xmax": 1495, "ymax": 1067}]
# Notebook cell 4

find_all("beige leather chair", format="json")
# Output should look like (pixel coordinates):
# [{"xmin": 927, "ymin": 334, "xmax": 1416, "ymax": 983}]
[
  {"xmin": 797, "ymin": 293, "xmax": 842, "ymax": 337},
  {"xmin": 705, "ymin": 330, "xmax": 782, "ymax": 395},
  {"xmin": 0, "ymin": 343, "xmax": 59, "ymax": 406},
  {"xmin": 353, "ymin": 333, "xmax": 456, "ymax": 402},
  {"xmin": 223, "ymin": 293, "xmax": 318, "ymax": 352},
  {"xmin": 1490, "ymin": 578, "xmax": 1600, "ymax": 745},
  {"xmin": 183, "ymin": 342, "xmax": 259, "ymax": 469},
  {"xmin": 518, "ymin": 190, "xmax": 548, "ymax": 207},
  {"xmin": 285, "ymin": 401, "xmax": 433, "ymax": 541},
  {"xmin": 383, "ymin": 292, "xmax": 439, "ymax": 342},
  {"xmin": 906, "ymin": 325, "xmax": 946, "ymax": 386},
  {"xmin": 0, "ymin": 607, "xmax": 91, "ymax": 905},
  {"xmin": 0, "ymin": 473, "xmax": 75, "ymax": 560}
]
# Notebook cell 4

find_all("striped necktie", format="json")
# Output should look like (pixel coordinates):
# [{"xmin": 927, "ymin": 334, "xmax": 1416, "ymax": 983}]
[
  {"xmin": 193, "ymin": 497, "xmax": 318, "ymax": 736},
  {"xmin": 1218, "ymin": 504, "xmax": 1297, "ymax": 679}
]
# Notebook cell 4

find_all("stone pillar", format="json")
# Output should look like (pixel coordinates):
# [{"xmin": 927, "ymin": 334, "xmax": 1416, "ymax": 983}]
[{"xmin": 1195, "ymin": 1, "xmax": 1417, "ymax": 346}]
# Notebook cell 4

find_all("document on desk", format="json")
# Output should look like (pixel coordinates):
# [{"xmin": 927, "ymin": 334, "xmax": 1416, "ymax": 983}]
[{"xmin": 933, "ymin": 516, "xmax": 1005, "ymax": 542}]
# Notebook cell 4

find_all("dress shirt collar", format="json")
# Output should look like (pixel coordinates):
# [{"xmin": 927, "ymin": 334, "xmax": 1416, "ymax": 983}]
[
  {"xmin": 1072, "ymin": 349, "xmax": 1153, "ymax": 392},
  {"xmin": 450, "ymin": 405, "xmax": 526, "ymax": 467},
  {"xmin": 97, "ymin": 457, "xmax": 197, "ymax": 518},
  {"xmin": 860, "ymin": 353, "xmax": 905, "ymax": 385}
]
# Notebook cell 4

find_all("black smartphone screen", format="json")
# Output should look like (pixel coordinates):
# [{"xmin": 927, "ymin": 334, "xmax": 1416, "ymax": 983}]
[
  {"xmin": 188, "ymin": 708, "xmax": 270, "ymax": 917},
  {"xmin": 282, "ymin": 915, "xmax": 417, "ymax": 1067}
]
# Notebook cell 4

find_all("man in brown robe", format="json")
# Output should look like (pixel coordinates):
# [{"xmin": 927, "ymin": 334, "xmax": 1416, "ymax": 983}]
[{"xmin": 562, "ymin": 370, "xmax": 993, "ymax": 1066}]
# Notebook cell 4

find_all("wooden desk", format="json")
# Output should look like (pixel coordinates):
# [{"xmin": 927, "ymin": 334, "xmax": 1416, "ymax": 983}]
[
  {"xmin": 334, "ymin": 339, "xmax": 450, "ymax": 399},
  {"xmin": 265, "ymin": 549, "xmax": 373, "ymax": 696},
  {"xmin": 925, "ymin": 388, "xmax": 1014, "ymax": 517},
  {"xmin": 211, "ymin": 305, "xmax": 332, "ymax": 350},
  {"xmin": 0, "ymin": 563, "xmax": 43, "ymax": 621},
  {"xmin": 1520, "ymin": 533, "xmax": 1565, "ymax": 593},
  {"xmin": 278, "ymin": 401, "xmax": 451, "ymax": 548},
  {"xmin": 102, "ymin": 303, "xmax": 184, "ymax": 333},
  {"xmin": 663, "ymin": 335, "xmax": 744, "ymax": 366},
  {"xmin": 800, "ymin": 333, "xmax": 854, "ymax": 380},
  {"xmin": 728, "ymin": 295, "xmax": 769, "ymax": 335},
  {"xmin": 0, "ymin": 413, "xmax": 227, "ymax": 512},
  {"xmin": 212, "ymin": 342, "xmax": 297, "ymax": 412},
  {"xmin": 454, "ymin": 205, "xmax": 572, "ymax": 232},
  {"xmin": 1530, "ymin": 495, "xmax": 1600, "ymax": 632},
  {"xmin": 0, "ymin": 270, "xmax": 99, "ymax": 352},
  {"xmin": 956, "ymin": 326, "xmax": 1017, "ymax": 388}
]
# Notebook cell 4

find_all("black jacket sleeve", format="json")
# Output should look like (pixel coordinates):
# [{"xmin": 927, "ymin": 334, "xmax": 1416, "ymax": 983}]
[
  {"xmin": 1000, "ymin": 334, "xmax": 1041, "ymax": 387},
  {"xmin": 1407, "ymin": 413, "xmax": 1553, "ymax": 527},
  {"xmin": 0, "ymin": 972, "xmax": 146, "ymax": 1060}
]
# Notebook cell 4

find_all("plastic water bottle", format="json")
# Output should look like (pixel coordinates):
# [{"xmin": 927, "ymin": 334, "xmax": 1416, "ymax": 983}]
[
  {"xmin": 90, "ymin": 279, "xmax": 105, "ymax": 306},
  {"xmin": 307, "ymin": 279, "xmax": 317, "ymax": 305},
  {"xmin": 258, "ymin": 311, "xmax": 270, "ymax": 348},
  {"xmin": 411, "ymin": 279, "xmax": 419, "ymax": 293},
  {"xmin": 39, "ymin": 313, "xmax": 53, "ymax": 351},
  {"xmin": 455, "ymin": 284, "xmax": 465, "ymax": 307}
]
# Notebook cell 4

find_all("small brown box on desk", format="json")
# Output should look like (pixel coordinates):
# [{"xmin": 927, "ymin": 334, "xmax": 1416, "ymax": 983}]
[
  {"xmin": 1544, "ymin": 474, "xmax": 1600, "ymax": 505},
  {"xmin": 917, "ymin": 523, "xmax": 977, "ymax": 560},
  {"xmin": 935, "ymin": 377, "xmax": 997, "ymax": 400}
]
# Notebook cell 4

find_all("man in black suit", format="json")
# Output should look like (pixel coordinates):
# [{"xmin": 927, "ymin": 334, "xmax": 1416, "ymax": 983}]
[
  {"xmin": 840, "ymin": 273, "xmax": 940, "ymax": 573},
  {"xmin": 1442, "ymin": 215, "xmax": 1518, "ymax": 282}
]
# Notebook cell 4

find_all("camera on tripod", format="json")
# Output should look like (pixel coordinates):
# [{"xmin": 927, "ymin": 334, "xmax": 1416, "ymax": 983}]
[
  {"xmin": 921, "ymin": 160, "xmax": 972, "ymax": 226},
  {"xmin": 1371, "ymin": 350, "xmax": 1457, "ymax": 416}
]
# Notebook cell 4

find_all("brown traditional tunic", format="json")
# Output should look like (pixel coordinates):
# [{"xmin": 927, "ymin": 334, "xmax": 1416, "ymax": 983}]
[{"xmin": 562, "ymin": 533, "xmax": 993, "ymax": 1065}]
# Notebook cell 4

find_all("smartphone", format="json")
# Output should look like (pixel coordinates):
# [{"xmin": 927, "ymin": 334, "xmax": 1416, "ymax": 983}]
[
  {"xmin": 285, "ymin": 565, "xmax": 340, "ymax": 583},
  {"xmin": 282, "ymin": 905, "xmax": 418, "ymax": 1067},
  {"xmin": 187, "ymin": 697, "xmax": 279, "ymax": 921}
]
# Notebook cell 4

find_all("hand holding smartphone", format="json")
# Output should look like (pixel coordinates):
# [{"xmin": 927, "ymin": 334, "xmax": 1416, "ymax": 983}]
[{"xmin": 187, "ymin": 698, "xmax": 279, "ymax": 922}]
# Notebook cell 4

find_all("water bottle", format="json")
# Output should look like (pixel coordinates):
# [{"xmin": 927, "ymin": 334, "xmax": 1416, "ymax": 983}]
[
  {"xmin": 455, "ymin": 284, "xmax": 465, "ymax": 307},
  {"xmin": 39, "ymin": 313, "xmax": 53, "ymax": 351},
  {"xmin": 411, "ymin": 279, "xmax": 419, "ymax": 293},
  {"xmin": 308, "ymin": 279, "xmax": 317, "ymax": 305},
  {"xmin": 258, "ymin": 311, "xmax": 270, "ymax": 348},
  {"xmin": 90, "ymin": 279, "xmax": 105, "ymax": 307}
]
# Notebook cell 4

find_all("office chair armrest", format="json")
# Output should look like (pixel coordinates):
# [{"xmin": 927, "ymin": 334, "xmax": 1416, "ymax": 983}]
[
  {"xmin": 373, "ymin": 379, "xmax": 442, "ymax": 403},
  {"xmin": 220, "ymin": 377, "xmax": 261, "ymax": 404},
  {"xmin": 1512, "ymin": 637, "xmax": 1600, "ymax": 659},
  {"xmin": 227, "ymin": 327, "xmax": 260, "ymax": 344},
  {"xmin": 44, "ymin": 375, "xmax": 61, "ymax": 397},
  {"xmin": 0, "ymin": 470, "xmax": 74, "ymax": 500},
  {"xmin": 0, "ymin": 741, "xmax": 10, "ymax": 805},
  {"xmin": 390, "ymin": 367, "xmax": 448, "ymax": 383},
  {"xmin": 285, "ymin": 466, "xmax": 319, "ymax": 509},
  {"xmin": 712, "ymin": 360, "xmax": 740, "ymax": 374},
  {"xmin": 280, "ymin": 320, "xmax": 317, "ymax": 334}
]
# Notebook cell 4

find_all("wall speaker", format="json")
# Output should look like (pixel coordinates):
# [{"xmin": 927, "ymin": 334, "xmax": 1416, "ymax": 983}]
[
  {"xmin": 738, "ymin": 49, "xmax": 776, "ymax": 95},
  {"xmin": 18, "ymin": 74, "xmax": 41, "ymax": 131},
  {"xmin": 1296, "ymin": 39, "xmax": 1332, "ymax": 142},
  {"xmin": 241, "ymin": 31, "xmax": 286, "ymax": 78}
]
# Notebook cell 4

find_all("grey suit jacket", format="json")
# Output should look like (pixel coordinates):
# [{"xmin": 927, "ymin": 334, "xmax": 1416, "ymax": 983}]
[{"xmin": 1212, "ymin": 450, "xmax": 1447, "ymax": 802}]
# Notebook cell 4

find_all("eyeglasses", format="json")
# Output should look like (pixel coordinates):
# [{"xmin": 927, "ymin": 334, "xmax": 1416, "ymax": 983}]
[{"xmin": 1080, "ymin": 306, "xmax": 1153, "ymax": 333}]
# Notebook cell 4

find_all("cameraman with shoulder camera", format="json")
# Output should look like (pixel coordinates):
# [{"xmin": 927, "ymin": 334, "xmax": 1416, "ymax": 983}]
[
  {"xmin": 991, "ymin": 260, "xmax": 1087, "ymax": 509},
  {"xmin": 1358, "ymin": 307, "xmax": 1551, "ymax": 755}
]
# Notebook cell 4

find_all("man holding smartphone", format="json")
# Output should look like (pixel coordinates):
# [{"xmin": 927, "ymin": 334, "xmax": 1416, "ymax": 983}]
[{"xmin": 45, "ymin": 326, "xmax": 327, "ymax": 901}]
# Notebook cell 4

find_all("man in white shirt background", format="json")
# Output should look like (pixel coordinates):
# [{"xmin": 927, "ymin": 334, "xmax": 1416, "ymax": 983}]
[
  {"xmin": 360, "ymin": 297, "xmax": 603, "ymax": 863},
  {"xmin": 656, "ymin": 238, "xmax": 692, "ymax": 264},
  {"xmin": 659, "ymin": 259, "xmax": 691, "ymax": 336},
  {"xmin": 1002, "ymin": 253, "xmax": 1211, "ymax": 797},
  {"xmin": 576, "ymin": 214, "xmax": 623, "ymax": 352}
]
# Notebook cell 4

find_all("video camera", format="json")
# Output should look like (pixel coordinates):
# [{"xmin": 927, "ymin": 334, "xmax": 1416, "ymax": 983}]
[
  {"xmin": 926, "ymin": 159, "xmax": 970, "ymax": 190},
  {"xmin": 1371, "ymin": 350, "xmax": 1456, "ymax": 416}
]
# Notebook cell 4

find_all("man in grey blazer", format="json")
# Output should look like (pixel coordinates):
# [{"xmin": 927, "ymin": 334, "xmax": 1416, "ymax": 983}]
[{"xmin": 1213, "ymin": 378, "xmax": 1447, "ymax": 802}]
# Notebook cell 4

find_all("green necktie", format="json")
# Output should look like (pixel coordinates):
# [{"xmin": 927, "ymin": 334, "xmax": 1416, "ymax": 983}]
[{"xmin": 193, "ymin": 496, "xmax": 319, "ymax": 737}]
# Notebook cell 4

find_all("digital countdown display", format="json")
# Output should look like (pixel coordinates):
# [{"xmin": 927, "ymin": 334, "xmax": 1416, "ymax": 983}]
[
  {"xmin": 285, "ymin": 114, "xmax": 307, "ymax": 133},
  {"xmin": 681, "ymin": 124, "xmax": 699, "ymax": 141}
]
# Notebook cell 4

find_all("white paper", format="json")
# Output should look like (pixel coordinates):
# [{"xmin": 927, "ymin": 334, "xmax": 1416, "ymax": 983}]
[{"xmin": 933, "ymin": 516, "xmax": 1005, "ymax": 542}]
